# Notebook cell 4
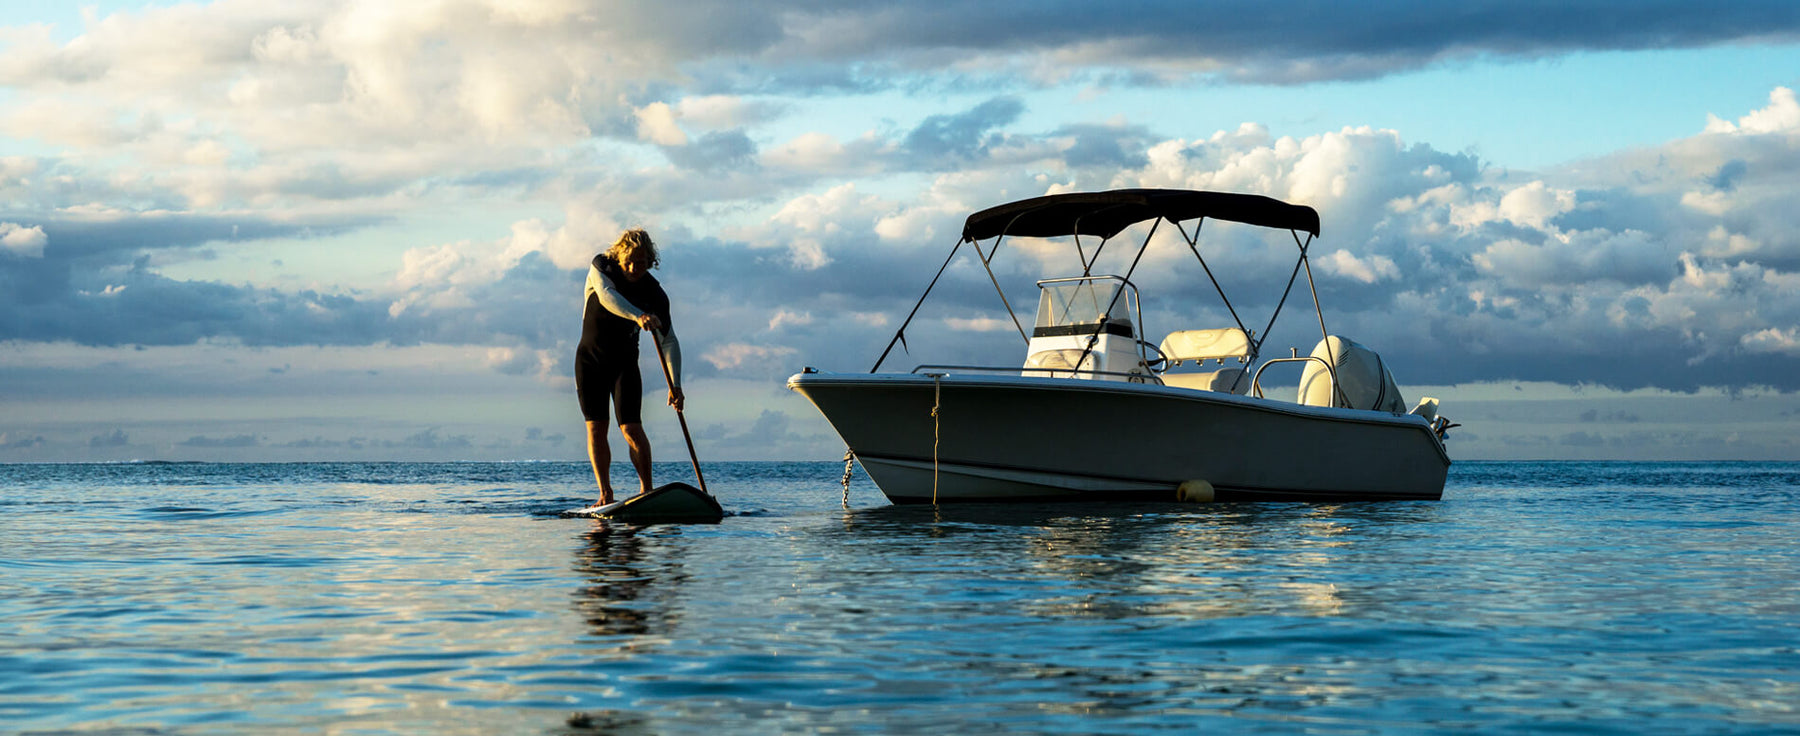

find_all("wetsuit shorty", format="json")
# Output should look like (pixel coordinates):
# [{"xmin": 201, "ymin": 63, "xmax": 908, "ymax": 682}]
[{"xmin": 574, "ymin": 254, "xmax": 680, "ymax": 425}]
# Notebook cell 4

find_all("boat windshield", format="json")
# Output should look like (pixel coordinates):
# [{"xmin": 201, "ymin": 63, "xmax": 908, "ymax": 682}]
[{"xmin": 1035, "ymin": 279, "xmax": 1132, "ymax": 329}]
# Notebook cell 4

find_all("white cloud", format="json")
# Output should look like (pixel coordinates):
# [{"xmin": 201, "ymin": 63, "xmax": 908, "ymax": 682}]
[
  {"xmin": 483, "ymin": 345, "xmax": 560, "ymax": 383},
  {"xmin": 634, "ymin": 101, "xmax": 688, "ymax": 146},
  {"xmin": 765, "ymin": 131, "xmax": 847, "ymax": 171},
  {"xmin": 768, "ymin": 309, "xmax": 813, "ymax": 330},
  {"xmin": 1497, "ymin": 181, "xmax": 1575, "ymax": 228},
  {"xmin": 0, "ymin": 222, "xmax": 48, "ymax": 258},
  {"xmin": 945, "ymin": 316, "xmax": 1015, "ymax": 332},
  {"xmin": 1472, "ymin": 229, "xmax": 1672, "ymax": 288},
  {"xmin": 851, "ymin": 311, "xmax": 891, "ymax": 327},
  {"xmin": 752, "ymin": 183, "xmax": 899, "ymax": 270},
  {"xmin": 1320, "ymin": 249, "xmax": 1398, "ymax": 284},
  {"xmin": 1705, "ymin": 87, "xmax": 1800, "ymax": 134},
  {"xmin": 675, "ymin": 94, "xmax": 782, "ymax": 129},
  {"xmin": 1741, "ymin": 326, "xmax": 1800, "ymax": 355},
  {"xmin": 703, "ymin": 342, "xmax": 797, "ymax": 371},
  {"xmin": 392, "ymin": 206, "xmax": 620, "ymax": 300}
]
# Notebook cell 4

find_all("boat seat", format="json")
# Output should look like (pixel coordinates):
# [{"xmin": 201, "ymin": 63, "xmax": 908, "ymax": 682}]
[
  {"xmin": 1158, "ymin": 329, "xmax": 1252, "ymax": 394},
  {"xmin": 1024, "ymin": 349, "xmax": 1084, "ymax": 372},
  {"xmin": 1161, "ymin": 368, "xmax": 1249, "ymax": 394},
  {"xmin": 1409, "ymin": 397, "xmax": 1440, "ymax": 422},
  {"xmin": 1160, "ymin": 328, "xmax": 1251, "ymax": 365}
]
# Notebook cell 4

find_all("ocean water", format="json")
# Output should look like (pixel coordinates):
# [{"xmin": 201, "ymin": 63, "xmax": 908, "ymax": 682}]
[{"xmin": 2, "ymin": 461, "xmax": 1797, "ymax": 734}]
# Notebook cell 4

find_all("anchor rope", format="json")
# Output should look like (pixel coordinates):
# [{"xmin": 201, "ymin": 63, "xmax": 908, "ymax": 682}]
[
  {"xmin": 931, "ymin": 374, "xmax": 942, "ymax": 505},
  {"xmin": 840, "ymin": 447, "xmax": 855, "ymax": 508}
]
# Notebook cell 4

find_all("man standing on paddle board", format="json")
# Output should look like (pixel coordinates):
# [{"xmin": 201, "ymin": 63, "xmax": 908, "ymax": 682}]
[{"xmin": 576, "ymin": 229, "xmax": 683, "ymax": 505}]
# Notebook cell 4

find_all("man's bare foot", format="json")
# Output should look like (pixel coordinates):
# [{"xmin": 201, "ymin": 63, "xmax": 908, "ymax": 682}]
[{"xmin": 597, "ymin": 491, "xmax": 615, "ymax": 505}]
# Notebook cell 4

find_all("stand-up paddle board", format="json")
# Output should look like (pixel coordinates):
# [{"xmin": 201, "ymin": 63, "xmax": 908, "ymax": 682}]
[{"xmin": 561, "ymin": 481, "xmax": 724, "ymax": 523}]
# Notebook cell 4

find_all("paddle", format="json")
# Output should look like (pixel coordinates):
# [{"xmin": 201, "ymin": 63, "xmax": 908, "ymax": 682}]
[{"xmin": 652, "ymin": 329, "xmax": 708, "ymax": 494}]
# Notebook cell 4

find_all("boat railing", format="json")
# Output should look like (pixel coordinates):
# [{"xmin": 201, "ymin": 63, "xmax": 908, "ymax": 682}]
[
  {"xmin": 1249, "ymin": 355, "xmax": 1339, "ymax": 405},
  {"xmin": 911, "ymin": 364, "xmax": 1160, "ymax": 383},
  {"xmin": 912, "ymin": 356, "xmax": 1345, "ymax": 406}
]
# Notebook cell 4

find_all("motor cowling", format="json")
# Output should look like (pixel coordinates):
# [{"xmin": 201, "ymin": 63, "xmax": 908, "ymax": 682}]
[{"xmin": 1298, "ymin": 335, "xmax": 1407, "ymax": 413}]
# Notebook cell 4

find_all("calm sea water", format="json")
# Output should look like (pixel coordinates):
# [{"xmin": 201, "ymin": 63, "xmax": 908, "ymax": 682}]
[{"xmin": 2, "ymin": 461, "xmax": 1797, "ymax": 734}]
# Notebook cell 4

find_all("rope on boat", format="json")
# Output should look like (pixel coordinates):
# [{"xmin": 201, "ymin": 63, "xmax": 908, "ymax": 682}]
[
  {"xmin": 840, "ymin": 447, "xmax": 855, "ymax": 508},
  {"xmin": 931, "ymin": 373, "xmax": 942, "ymax": 505}
]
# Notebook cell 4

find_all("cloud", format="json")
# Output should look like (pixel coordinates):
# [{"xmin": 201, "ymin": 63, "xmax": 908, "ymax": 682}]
[
  {"xmin": 1741, "ymin": 326, "xmax": 1800, "ymax": 356},
  {"xmin": 385, "ymin": 427, "xmax": 472, "ymax": 450},
  {"xmin": 903, "ymin": 97, "xmax": 1024, "ymax": 165},
  {"xmin": 1320, "ymin": 249, "xmax": 1398, "ymax": 284},
  {"xmin": 696, "ymin": 408, "xmax": 835, "ymax": 458},
  {"xmin": 484, "ymin": 346, "xmax": 557, "ymax": 378},
  {"xmin": 675, "ymin": 95, "xmax": 786, "ymax": 129},
  {"xmin": 945, "ymin": 316, "xmax": 1017, "ymax": 332},
  {"xmin": 674, "ymin": 2, "xmax": 1800, "ymax": 87},
  {"xmin": 10, "ymin": 80, "xmax": 1800, "ymax": 393},
  {"xmin": 0, "ymin": 257, "xmax": 408, "ymax": 348},
  {"xmin": 524, "ymin": 427, "xmax": 566, "ymax": 446},
  {"xmin": 175, "ymin": 434, "xmax": 262, "ymax": 448},
  {"xmin": 703, "ymin": 343, "xmax": 798, "ymax": 372},
  {"xmin": 635, "ymin": 102, "xmax": 689, "ymax": 146},
  {"xmin": 5, "ymin": 0, "xmax": 1800, "ymax": 460},
  {"xmin": 89, "ymin": 429, "xmax": 129, "ymax": 448},
  {"xmin": 0, "ymin": 432, "xmax": 47, "ymax": 449},
  {"xmin": 1578, "ymin": 408, "xmax": 1641, "ymax": 423},
  {"xmin": 1705, "ymin": 86, "xmax": 1800, "ymax": 134},
  {"xmin": 768, "ymin": 309, "xmax": 813, "ymax": 330},
  {"xmin": 279, "ymin": 436, "xmax": 367, "ymax": 450},
  {"xmin": 661, "ymin": 129, "xmax": 758, "ymax": 172},
  {"xmin": 0, "ymin": 222, "xmax": 47, "ymax": 258}
]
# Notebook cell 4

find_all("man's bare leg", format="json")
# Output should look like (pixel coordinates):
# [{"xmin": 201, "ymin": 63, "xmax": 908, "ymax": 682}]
[
  {"xmin": 620, "ymin": 422, "xmax": 653, "ymax": 495},
  {"xmin": 586, "ymin": 420, "xmax": 615, "ymax": 504}
]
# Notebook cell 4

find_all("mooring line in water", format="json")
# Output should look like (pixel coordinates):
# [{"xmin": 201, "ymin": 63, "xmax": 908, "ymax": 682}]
[{"xmin": 840, "ymin": 447, "xmax": 855, "ymax": 508}]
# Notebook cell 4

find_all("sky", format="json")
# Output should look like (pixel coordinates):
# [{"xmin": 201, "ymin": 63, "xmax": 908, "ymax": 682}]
[{"xmin": 4, "ymin": 0, "xmax": 1800, "ymax": 463}]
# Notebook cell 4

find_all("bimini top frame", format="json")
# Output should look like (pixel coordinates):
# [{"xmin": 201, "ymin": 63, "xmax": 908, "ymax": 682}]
[{"xmin": 871, "ymin": 188, "xmax": 1329, "ymax": 376}]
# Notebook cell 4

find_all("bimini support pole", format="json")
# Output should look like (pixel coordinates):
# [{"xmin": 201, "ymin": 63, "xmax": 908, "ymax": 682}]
[
  {"xmin": 1068, "ymin": 217, "xmax": 1161, "ymax": 375},
  {"xmin": 872, "ymin": 238, "xmax": 964, "ymax": 373},
  {"xmin": 1295, "ymin": 230, "xmax": 1329, "ymax": 348},
  {"xmin": 1173, "ymin": 219, "xmax": 1254, "ymax": 361},
  {"xmin": 972, "ymin": 236, "xmax": 1030, "ymax": 345},
  {"xmin": 1292, "ymin": 230, "xmax": 1350, "ymax": 408},
  {"xmin": 1256, "ymin": 236, "xmax": 1308, "ymax": 360}
]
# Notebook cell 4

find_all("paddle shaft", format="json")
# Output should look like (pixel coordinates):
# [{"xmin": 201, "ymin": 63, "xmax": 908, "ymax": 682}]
[{"xmin": 652, "ymin": 330, "xmax": 708, "ymax": 494}]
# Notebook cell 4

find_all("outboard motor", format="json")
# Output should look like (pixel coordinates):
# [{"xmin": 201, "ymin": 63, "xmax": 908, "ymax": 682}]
[{"xmin": 1298, "ymin": 335, "xmax": 1406, "ymax": 413}]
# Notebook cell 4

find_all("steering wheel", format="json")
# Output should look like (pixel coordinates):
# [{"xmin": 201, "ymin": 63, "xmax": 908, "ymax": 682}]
[{"xmin": 1138, "ymin": 340, "xmax": 1168, "ymax": 372}]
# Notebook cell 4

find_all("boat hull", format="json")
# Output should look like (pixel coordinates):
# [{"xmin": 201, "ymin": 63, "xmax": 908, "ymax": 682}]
[{"xmin": 788, "ymin": 372, "xmax": 1449, "ymax": 503}]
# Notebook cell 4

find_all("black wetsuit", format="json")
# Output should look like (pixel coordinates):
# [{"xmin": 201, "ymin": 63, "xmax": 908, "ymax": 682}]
[{"xmin": 575, "ymin": 255, "xmax": 674, "ymax": 425}]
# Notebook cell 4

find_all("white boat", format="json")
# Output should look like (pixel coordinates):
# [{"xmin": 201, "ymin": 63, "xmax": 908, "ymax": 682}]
[{"xmin": 788, "ymin": 189, "xmax": 1453, "ymax": 503}]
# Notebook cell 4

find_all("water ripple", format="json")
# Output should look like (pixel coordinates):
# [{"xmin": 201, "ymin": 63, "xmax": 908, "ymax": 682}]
[{"xmin": 1, "ymin": 461, "xmax": 1797, "ymax": 734}]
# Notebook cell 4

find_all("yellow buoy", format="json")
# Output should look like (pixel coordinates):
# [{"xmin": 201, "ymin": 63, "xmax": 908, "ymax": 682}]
[{"xmin": 1177, "ymin": 479, "xmax": 1215, "ymax": 503}]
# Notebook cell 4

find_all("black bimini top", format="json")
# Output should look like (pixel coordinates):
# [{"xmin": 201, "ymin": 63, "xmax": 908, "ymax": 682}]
[{"xmin": 961, "ymin": 188, "xmax": 1320, "ymax": 242}]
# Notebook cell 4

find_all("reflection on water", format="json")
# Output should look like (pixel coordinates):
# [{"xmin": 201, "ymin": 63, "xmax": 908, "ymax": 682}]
[
  {"xmin": 5, "ymin": 461, "xmax": 1798, "ymax": 734},
  {"xmin": 834, "ymin": 500, "xmax": 1451, "ymax": 622},
  {"xmin": 571, "ymin": 522, "xmax": 687, "ymax": 643}
]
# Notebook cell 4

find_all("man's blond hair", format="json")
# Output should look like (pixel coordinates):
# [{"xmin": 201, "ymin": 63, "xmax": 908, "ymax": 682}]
[{"xmin": 605, "ymin": 228, "xmax": 659, "ymax": 269}]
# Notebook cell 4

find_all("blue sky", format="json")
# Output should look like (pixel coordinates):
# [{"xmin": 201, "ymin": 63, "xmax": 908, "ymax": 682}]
[{"xmin": 3, "ymin": 1, "xmax": 1800, "ymax": 462}]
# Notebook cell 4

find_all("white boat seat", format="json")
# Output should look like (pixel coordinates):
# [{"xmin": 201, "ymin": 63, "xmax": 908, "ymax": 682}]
[
  {"xmin": 1409, "ymin": 397, "xmax": 1440, "ymax": 422},
  {"xmin": 1026, "ymin": 349, "xmax": 1078, "ymax": 370},
  {"xmin": 1160, "ymin": 328, "xmax": 1251, "ymax": 365},
  {"xmin": 1161, "ymin": 368, "xmax": 1250, "ymax": 394}
]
